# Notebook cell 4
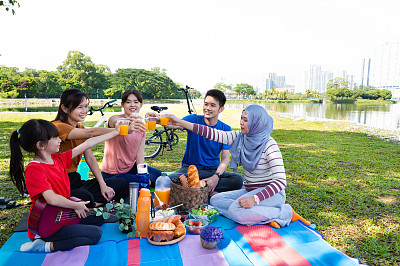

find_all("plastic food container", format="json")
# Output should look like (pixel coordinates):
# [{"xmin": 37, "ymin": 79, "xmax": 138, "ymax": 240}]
[
  {"xmin": 183, "ymin": 219, "xmax": 208, "ymax": 235},
  {"xmin": 189, "ymin": 204, "xmax": 219, "ymax": 224}
]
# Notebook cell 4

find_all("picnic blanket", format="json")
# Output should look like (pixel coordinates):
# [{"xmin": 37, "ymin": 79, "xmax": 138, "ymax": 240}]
[{"xmin": 0, "ymin": 217, "xmax": 361, "ymax": 266}]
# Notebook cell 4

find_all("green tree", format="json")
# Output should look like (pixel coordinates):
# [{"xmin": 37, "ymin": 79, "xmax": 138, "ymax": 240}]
[
  {"xmin": 1, "ymin": 0, "xmax": 19, "ymax": 15},
  {"xmin": 325, "ymin": 77, "xmax": 354, "ymax": 102},
  {"xmin": 107, "ymin": 68, "xmax": 178, "ymax": 99},
  {"xmin": 353, "ymin": 85, "xmax": 376, "ymax": 91},
  {"xmin": 37, "ymin": 70, "xmax": 63, "ymax": 98},
  {"xmin": 0, "ymin": 66, "xmax": 19, "ymax": 97},
  {"xmin": 326, "ymin": 77, "xmax": 349, "ymax": 91},
  {"xmin": 378, "ymin": 90, "xmax": 392, "ymax": 100},
  {"xmin": 233, "ymin": 83, "xmax": 253, "ymax": 99},
  {"xmin": 57, "ymin": 51, "xmax": 111, "ymax": 98},
  {"xmin": 213, "ymin": 82, "xmax": 226, "ymax": 92}
]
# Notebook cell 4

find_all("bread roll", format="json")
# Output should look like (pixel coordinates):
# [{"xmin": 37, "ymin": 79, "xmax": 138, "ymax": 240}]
[
  {"xmin": 161, "ymin": 215, "xmax": 181, "ymax": 225},
  {"xmin": 174, "ymin": 221, "xmax": 186, "ymax": 238},
  {"xmin": 179, "ymin": 174, "xmax": 189, "ymax": 187},
  {"xmin": 187, "ymin": 165, "xmax": 200, "ymax": 188},
  {"xmin": 149, "ymin": 222, "xmax": 176, "ymax": 231},
  {"xmin": 147, "ymin": 230, "xmax": 175, "ymax": 242},
  {"xmin": 199, "ymin": 180, "xmax": 206, "ymax": 188}
]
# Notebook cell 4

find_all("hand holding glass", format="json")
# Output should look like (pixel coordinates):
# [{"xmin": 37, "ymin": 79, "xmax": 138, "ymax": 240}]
[
  {"xmin": 148, "ymin": 117, "xmax": 157, "ymax": 130},
  {"xmin": 160, "ymin": 116, "xmax": 169, "ymax": 126},
  {"xmin": 119, "ymin": 118, "xmax": 130, "ymax": 135}
]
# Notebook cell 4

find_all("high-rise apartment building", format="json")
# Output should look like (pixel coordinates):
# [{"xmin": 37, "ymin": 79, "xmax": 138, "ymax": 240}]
[
  {"xmin": 304, "ymin": 65, "xmax": 355, "ymax": 93},
  {"xmin": 370, "ymin": 41, "xmax": 400, "ymax": 98},
  {"xmin": 304, "ymin": 65, "xmax": 333, "ymax": 94},
  {"xmin": 266, "ymin": 73, "xmax": 287, "ymax": 90}
]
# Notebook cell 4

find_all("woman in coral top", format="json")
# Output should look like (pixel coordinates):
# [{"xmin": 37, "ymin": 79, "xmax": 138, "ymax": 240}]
[{"xmin": 101, "ymin": 89, "xmax": 161, "ymax": 187}]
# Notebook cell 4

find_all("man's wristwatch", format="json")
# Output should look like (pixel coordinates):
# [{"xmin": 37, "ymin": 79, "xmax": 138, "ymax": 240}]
[{"xmin": 214, "ymin": 172, "xmax": 222, "ymax": 180}]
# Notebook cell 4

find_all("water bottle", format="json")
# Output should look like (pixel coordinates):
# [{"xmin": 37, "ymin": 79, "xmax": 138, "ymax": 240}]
[
  {"xmin": 77, "ymin": 156, "xmax": 89, "ymax": 181},
  {"xmin": 154, "ymin": 172, "xmax": 171, "ymax": 207},
  {"xmin": 137, "ymin": 163, "xmax": 150, "ymax": 190},
  {"xmin": 135, "ymin": 188, "xmax": 151, "ymax": 237}
]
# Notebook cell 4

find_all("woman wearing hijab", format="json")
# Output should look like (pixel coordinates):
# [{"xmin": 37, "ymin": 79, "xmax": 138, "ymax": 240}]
[{"xmin": 165, "ymin": 105, "xmax": 310, "ymax": 228}]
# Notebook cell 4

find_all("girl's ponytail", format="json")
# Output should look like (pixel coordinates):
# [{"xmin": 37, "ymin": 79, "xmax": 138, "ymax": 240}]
[
  {"xmin": 9, "ymin": 119, "xmax": 59, "ymax": 195},
  {"xmin": 9, "ymin": 130, "xmax": 26, "ymax": 195}
]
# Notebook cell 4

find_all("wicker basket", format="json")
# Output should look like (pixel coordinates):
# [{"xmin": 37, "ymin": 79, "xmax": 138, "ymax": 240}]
[{"xmin": 169, "ymin": 181, "xmax": 209, "ymax": 211}]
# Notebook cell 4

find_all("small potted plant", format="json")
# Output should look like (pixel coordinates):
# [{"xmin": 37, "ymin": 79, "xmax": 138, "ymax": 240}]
[
  {"xmin": 199, "ymin": 226, "xmax": 223, "ymax": 249},
  {"xmin": 95, "ymin": 199, "xmax": 139, "ymax": 238}
]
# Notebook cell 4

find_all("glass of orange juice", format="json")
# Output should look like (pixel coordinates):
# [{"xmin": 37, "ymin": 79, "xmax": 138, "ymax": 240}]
[
  {"xmin": 160, "ymin": 116, "xmax": 169, "ymax": 126},
  {"xmin": 119, "ymin": 118, "xmax": 130, "ymax": 135},
  {"xmin": 148, "ymin": 117, "xmax": 157, "ymax": 130}
]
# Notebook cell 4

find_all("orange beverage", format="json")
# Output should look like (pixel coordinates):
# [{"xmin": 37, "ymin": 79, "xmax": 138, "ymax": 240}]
[
  {"xmin": 160, "ymin": 117, "xmax": 169, "ymax": 126},
  {"xmin": 148, "ymin": 120, "xmax": 156, "ymax": 130},
  {"xmin": 119, "ymin": 125, "xmax": 129, "ymax": 135},
  {"xmin": 155, "ymin": 187, "xmax": 170, "ymax": 206},
  {"xmin": 135, "ymin": 188, "xmax": 151, "ymax": 237}
]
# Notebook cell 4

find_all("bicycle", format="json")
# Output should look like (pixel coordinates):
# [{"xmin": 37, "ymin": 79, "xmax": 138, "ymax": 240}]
[
  {"xmin": 87, "ymin": 99, "xmax": 118, "ymax": 127},
  {"xmin": 144, "ymin": 86, "xmax": 196, "ymax": 159}
]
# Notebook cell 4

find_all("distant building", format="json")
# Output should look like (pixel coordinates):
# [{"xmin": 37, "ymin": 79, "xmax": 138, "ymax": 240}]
[
  {"xmin": 266, "ymin": 73, "xmax": 294, "ymax": 90},
  {"xmin": 370, "ymin": 41, "xmax": 400, "ymax": 99},
  {"xmin": 304, "ymin": 65, "xmax": 355, "ymax": 93},
  {"xmin": 304, "ymin": 65, "xmax": 333, "ymax": 94}
]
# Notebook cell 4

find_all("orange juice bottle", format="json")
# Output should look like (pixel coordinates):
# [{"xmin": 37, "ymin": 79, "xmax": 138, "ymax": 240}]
[
  {"xmin": 154, "ymin": 172, "xmax": 171, "ymax": 206},
  {"xmin": 135, "ymin": 188, "xmax": 151, "ymax": 237}
]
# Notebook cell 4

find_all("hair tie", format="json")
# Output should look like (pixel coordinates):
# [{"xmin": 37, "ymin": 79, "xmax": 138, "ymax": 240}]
[{"xmin": 16, "ymin": 129, "xmax": 20, "ymax": 134}]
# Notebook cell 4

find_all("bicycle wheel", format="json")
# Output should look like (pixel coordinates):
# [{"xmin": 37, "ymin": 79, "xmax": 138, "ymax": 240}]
[
  {"xmin": 167, "ymin": 132, "xmax": 179, "ymax": 147},
  {"xmin": 145, "ymin": 130, "xmax": 163, "ymax": 159}
]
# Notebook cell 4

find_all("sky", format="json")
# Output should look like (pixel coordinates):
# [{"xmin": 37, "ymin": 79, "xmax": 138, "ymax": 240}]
[{"xmin": 1, "ymin": 0, "xmax": 400, "ymax": 93}]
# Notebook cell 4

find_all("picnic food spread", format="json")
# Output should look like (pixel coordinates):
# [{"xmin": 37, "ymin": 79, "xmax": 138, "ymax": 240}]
[
  {"xmin": 140, "ymin": 165, "xmax": 218, "ymax": 244},
  {"xmin": 147, "ymin": 215, "xmax": 186, "ymax": 243}
]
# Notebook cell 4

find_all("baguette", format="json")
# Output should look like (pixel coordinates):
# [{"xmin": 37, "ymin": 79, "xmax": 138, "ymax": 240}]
[{"xmin": 187, "ymin": 165, "xmax": 200, "ymax": 188}]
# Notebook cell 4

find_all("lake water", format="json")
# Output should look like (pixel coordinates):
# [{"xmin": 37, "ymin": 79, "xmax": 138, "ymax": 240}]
[
  {"xmin": 226, "ymin": 102, "xmax": 400, "ymax": 131},
  {"xmin": 1, "ymin": 100, "xmax": 399, "ymax": 131}
]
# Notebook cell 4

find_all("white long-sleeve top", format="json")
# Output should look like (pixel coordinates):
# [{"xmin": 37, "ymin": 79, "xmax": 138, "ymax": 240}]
[{"xmin": 193, "ymin": 124, "xmax": 287, "ymax": 202}]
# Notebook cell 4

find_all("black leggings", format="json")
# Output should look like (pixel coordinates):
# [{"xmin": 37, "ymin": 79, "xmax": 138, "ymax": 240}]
[
  {"xmin": 69, "ymin": 172, "xmax": 129, "ymax": 207},
  {"xmin": 40, "ymin": 215, "xmax": 103, "ymax": 251}
]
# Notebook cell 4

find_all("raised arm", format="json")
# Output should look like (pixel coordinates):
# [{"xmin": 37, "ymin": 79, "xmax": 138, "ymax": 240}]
[
  {"xmin": 66, "ymin": 127, "xmax": 115, "ymax": 140},
  {"xmin": 71, "ymin": 129, "xmax": 119, "ymax": 159},
  {"xmin": 164, "ymin": 114, "xmax": 239, "ymax": 145}
]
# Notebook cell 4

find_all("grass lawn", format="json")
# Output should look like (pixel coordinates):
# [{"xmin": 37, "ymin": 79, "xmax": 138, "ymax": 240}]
[{"xmin": 0, "ymin": 103, "xmax": 399, "ymax": 265}]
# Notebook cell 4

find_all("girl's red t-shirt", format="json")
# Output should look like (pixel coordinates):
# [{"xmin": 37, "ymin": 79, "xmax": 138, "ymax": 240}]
[{"xmin": 25, "ymin": 150, "xmax": 73, "ymax": 239}]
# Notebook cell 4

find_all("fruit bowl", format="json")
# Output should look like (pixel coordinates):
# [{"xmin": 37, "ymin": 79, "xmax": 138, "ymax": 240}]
[{"xmin": 183, "ymin": 219, "xmax": 208, "ymax": 235}]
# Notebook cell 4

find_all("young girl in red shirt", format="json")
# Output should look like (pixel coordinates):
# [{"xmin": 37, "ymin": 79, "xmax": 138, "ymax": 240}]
[{"xmin": 9, "ymin": 119, "xmax": 121, "ymax": 252}]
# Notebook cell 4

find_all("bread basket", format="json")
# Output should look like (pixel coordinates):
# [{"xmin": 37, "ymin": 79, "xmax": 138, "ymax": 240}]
[{"xmin": 169, "ymin": 180, "xmax": 209, "ymax": 211}]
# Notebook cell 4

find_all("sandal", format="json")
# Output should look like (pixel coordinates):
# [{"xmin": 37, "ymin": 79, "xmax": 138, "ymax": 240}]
[
  {"xmin": 0, "ymin": 201, "xmax": 21, "ymax": 209},
  {"xmin": 0, "ymin": 197, "xmax": 11, "ymax": 204}
]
